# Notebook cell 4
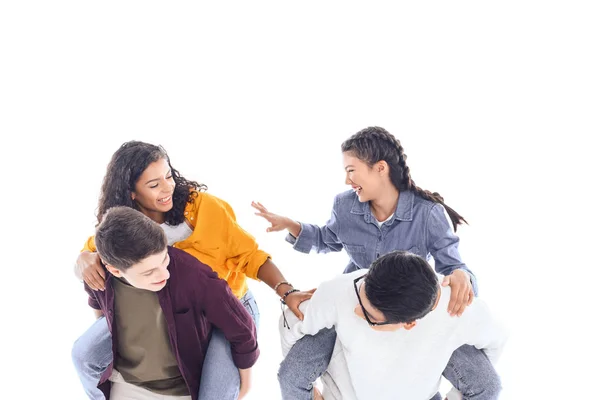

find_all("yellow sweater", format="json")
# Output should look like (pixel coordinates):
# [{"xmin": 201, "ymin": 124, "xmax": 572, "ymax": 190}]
[{"xmin": 83, "ymin": 192, "xmax": 270, "ymax": 299}]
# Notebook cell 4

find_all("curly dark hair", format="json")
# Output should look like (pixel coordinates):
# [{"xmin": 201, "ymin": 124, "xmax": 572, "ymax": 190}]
[
  {"xmin": 341, "ymin": 126, "xmax": 467, "ymax": 231},
  {"xmin": 96, "ymin": 141, "xmax": 207, "ymax": 226}
]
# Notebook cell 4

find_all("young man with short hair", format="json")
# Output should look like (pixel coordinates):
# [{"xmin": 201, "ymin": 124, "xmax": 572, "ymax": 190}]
[
  {"xmin": 82, "ymin": 206, "xmax": 259, "ymax": 399},
  {"xmin": 280, "ymin": 251, "xmax": 506, "ymax": 400}
]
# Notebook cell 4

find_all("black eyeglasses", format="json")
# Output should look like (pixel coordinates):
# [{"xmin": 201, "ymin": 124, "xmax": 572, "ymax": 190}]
[{"xmin": 353, "ymin": 276, "xmax": 392, "ymax": 326}]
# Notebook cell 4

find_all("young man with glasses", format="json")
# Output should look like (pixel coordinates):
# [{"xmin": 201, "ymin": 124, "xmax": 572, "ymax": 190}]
[{"xmin": 280, "ymin": 251, "xmax": 507, "ymax": 400}]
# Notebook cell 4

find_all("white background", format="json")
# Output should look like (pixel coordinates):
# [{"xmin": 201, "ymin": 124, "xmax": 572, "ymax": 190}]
[{"xmin": 1, "ymin": 1, "xmax": 598, "ymax": 399}]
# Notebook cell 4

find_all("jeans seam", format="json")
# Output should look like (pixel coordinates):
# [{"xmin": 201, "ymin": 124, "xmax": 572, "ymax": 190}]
[{"xmin": 449, "ymin": 361, "xmax": 476, "ymax": 398}]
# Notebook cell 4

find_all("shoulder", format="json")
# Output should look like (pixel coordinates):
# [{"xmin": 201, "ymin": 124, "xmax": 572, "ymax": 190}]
[
  {"xmin": 410, "ymin": 193, "xmax": 448, "ymax": 224},
  {"xmin": 185, "ymin": 191, "xmax": 237, "ymax": 224},
  {"xmin": 334, "ymin": 189, "xmax": 357, "ymax": 209},
  {"xmin": 317, "ymin": 270, "xmax": 364, "ymax": 297},
  {"xmin": 190, "ymin": 191, "xmax": 234, "ymax": 214},
  {"xmin": 167, "ymin": 246, "xmax": 219, "ymax": 281}
]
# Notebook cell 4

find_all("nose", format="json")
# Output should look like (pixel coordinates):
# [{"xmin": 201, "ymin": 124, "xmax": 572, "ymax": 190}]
[
  {"xmin": 345, "ymin": 174, "xmax": 353, "ymax": 185},
  {"xmin": 160, "ymin": 178, "xmax": 174, "ymax": 193},
  {"xmin": 158, "ymin": 267, "xmax": 170, "ymax": 282}
]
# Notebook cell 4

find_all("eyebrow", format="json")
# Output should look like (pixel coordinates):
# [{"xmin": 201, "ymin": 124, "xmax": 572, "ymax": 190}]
[
  {"xmin": 344, "ymin": 165, "xmax": 355, "ymax": 171},
  {"xmin": 140, "ymin": 252, "xmax": 169, "ymax": 275}
]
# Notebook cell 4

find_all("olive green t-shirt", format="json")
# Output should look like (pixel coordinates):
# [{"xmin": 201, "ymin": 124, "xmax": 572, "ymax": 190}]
[{"xmin": 113, "ymin": 278, "xmax": 188, "ymax": 395}]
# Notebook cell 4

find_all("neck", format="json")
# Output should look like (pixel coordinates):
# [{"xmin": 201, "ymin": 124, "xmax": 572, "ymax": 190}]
[
  {"xmin": 370, "ymin": 187, "xmax": 400, "ymax": 221},
  {"xmin": 141, "ymin": 209, "xmax": 166, "ymax": 224}
]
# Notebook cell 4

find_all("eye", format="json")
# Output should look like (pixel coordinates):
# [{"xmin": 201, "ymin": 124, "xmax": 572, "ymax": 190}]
[{"xmin": 150, "ymin": 184, "xmax": 159, "ymax": 189}]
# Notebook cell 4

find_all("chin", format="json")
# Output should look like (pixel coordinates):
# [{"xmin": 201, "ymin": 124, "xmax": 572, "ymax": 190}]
[{"xmin": 357, "ymin": 194, "xmax": 371, "ymax": 203}]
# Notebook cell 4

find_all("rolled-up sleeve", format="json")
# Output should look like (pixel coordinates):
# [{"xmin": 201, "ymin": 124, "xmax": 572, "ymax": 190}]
[
  {"xmin": 200, "ymin": 274, "xmax": 259, "ymax": 369},
  {"xmin": 285, "ymin": 196, "xmax": 344, "ymax": 254},
  {"xmin": 426, "ymin": 204, "xmax": 479, "ymax": 295}
]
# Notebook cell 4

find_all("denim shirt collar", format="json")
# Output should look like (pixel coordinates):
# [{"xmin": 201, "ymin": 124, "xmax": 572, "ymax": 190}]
[{"xmin": 350, "ymin": 190, "xmax": 415, "ymax": 223}]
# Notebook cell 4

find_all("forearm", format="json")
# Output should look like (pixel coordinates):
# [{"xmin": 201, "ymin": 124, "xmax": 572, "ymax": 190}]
[
  {"xmin": 256, "ymin": 259, "xmax": 294, "ymax": 296},
  {"xmin": 238, "ymin": 367, "xmax": 252, "ymax": 399},
  {"xmin": 285, "ymin": 219, "xmax": 301, "ymax": 238}
]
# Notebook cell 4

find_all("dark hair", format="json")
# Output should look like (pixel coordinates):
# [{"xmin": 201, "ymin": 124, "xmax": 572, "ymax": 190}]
[
  {"xmin": 97, "ymin": 141, "xmax": 206, "ymax": 226},
  {"xmin": 341, "ymin": 126, "xmax": 467, "ymax": 231},
  {"xmin": 95, "ymin": 206, "xmax": 167, "ymax": 270},
  {"xmin": 364, "ymin": 251, "xmax": 439, "ymax": 323}
]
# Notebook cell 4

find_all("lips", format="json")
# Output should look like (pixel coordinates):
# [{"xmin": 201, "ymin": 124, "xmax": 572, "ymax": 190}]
[
  {"xmin": 158, "ymin": 195, "xmax": 172, "ymax": 204},
  {"xmin": 153, "ymin": 279, "xmax": 167, "ymax": 285}
]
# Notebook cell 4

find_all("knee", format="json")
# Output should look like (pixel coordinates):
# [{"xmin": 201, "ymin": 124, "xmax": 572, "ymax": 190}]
[
  {"xmin": 483, "ymin": 371, "xmax": 502, "ymax": 398},
  {"xmin": 71, "ymin": 337, "xmax": 87, "ymax": 368},
  {"xmin": 277, "ymin": 356, "xmax": 314, "ymax": 390}
]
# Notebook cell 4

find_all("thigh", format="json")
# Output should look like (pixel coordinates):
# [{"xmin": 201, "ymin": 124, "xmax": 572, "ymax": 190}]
[
  {"xmin": 73, "ymin": 316, "xmax": 113, "ymax": 368},
  {"xmin": 442, "ymin": 344, "xmax": 498, "ymax": 397},
  {"xmin": 198, "ymin": 328, "xmax": 240, "ymax": 400},
  {"xmin": 280, "ymin": 327, "xmax": 338, "ymax": 383}
]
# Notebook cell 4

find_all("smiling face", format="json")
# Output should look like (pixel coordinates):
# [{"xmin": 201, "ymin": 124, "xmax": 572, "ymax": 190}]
[
  {"xmin": 106, "ymin": 248, "xmax": 171, "ymax": 292},
  {"xmin": 131, "ymin": 158, "xmax": 176, "ymax": 222},
  {"xmin": 343, "ymin": 151, "xmax": 390, "ymax": 203}
]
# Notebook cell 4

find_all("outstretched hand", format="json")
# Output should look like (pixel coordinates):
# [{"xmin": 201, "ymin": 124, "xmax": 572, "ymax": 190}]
[{"xmin": 251, "ymin": 201, "xmax": 292, "ymax": 233}]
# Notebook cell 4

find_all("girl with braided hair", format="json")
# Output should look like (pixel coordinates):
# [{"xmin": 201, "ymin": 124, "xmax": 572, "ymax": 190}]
[{"xmin": 253, "ymin": 126, "xmax": 501, "ymax": 400}]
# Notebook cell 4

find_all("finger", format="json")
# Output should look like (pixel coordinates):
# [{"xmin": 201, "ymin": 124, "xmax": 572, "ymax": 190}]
[
  {"xmin": 447, "ymin": 282, "xmax": 459, "ymax": 314},
  {"xmin": 299, "ymin": 293, "xmax": 313, "ymax": 302},
  {"xmin": 290, "ymin": 305, "xmax": 305, "ymax": 321},
  {"xmin": 456, "ymin": 290, "xmax": 470, "ymax": 316},
  {"xmin": 90, "ymin": 269, "xmax": 106, "ymax": 291},
  {"xmin": 467, "ymin": 288, "xmax": 475, "ymax": 305},
  {"xmin": 441, "ymin": 275, "xmax": 451, "ymax": 287},
  {"xmin": 85, "ymin": 274, "xmax": 102, "ymax": 291},
  {"xmin": 252, "ymin": 202, "xmax": 268, "ymax": 213},
  {"xmin": 450, "ymin": 286, "xmax": 468, "ymax": 316},
  {"xmin": 308, "ymin": 288, "xmax": 317, "ymax": 294}
]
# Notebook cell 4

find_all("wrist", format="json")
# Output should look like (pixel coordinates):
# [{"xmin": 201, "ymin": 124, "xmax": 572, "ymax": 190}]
[
  {"xmin": 287, "ymin": 219, "xmax": 301, "ymax": 237},
  {"xmin": 274, "ymin": 281, "xmax": 294, "ymax": 297},
  {"xmin": 280, "ymin": 288, "xmax": 300, "ymax": 305}
]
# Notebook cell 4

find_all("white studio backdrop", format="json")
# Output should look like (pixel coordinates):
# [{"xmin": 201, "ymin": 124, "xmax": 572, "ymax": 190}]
[{"xmin": 1, "ymin": 1, "xmax": 598, "ymax": 399}]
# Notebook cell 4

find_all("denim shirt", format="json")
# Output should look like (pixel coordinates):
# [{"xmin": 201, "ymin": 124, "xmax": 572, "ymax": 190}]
[{"xmin": 286, "ymin": 189, "xmax": 478, "ymax": 295}]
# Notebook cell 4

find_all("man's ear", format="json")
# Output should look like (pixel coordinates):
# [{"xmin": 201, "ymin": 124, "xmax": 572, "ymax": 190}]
[
  {"xmin": 404, "ymin": 321, "xmax": 417, "ymax": 330},
  {"xmin": 105, "ymin": 263, "xmax": 122, "ymax": 278}
]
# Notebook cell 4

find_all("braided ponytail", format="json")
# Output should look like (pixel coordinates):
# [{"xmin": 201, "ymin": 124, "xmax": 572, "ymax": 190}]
[{"xmin": 341, "ymin": 126, "xmax": 467, "ymax": 231}]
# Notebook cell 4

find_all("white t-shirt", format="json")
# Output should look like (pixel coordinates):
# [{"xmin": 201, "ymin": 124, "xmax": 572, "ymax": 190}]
[
  {"xmin": 280, "ymin": 270, "xmax": 507, "ymax": 400},
  {"xmin": 160, "ymin": 222, "xmax": 193, "ymax": 245}
]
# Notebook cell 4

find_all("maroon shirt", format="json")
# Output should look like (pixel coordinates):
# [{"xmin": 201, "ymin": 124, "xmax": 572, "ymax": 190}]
[{"xmin": 84, "ymin": 246, "xmax": 259, "ymax": 400}]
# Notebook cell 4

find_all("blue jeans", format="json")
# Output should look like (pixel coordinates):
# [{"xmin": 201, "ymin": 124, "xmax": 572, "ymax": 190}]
[
  {"xmin": 72, "ymin": 290, "xmax": 260, "ymax": 400},
  {"xmin": 278, "ymin": 328, "xmax": 501, "ymax": 400}
]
